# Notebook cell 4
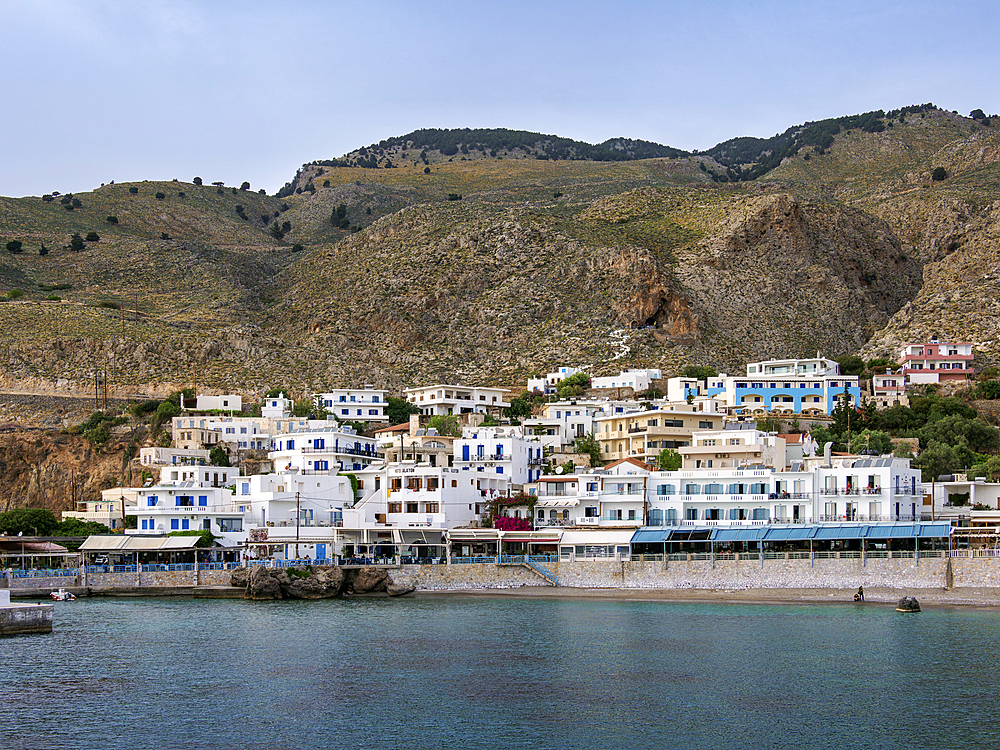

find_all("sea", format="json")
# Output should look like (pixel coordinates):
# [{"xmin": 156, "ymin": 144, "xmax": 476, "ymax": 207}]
[{"xmin": 2, "ymin": 593, "xmax": 997, "ymax": 750}]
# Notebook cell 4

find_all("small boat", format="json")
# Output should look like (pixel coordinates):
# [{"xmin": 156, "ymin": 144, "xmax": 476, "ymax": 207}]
[{"xmin": 49, "ymin": 588, "xmax": 77, "ymax": 602}]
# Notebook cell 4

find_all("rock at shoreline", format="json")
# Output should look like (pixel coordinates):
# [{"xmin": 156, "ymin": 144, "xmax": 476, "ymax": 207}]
[
  {"xmin": 387, "ymin": 584, "xmax": 415, "ymax": 597},
  {"xmin": 283, "ymin": 566, "xmax": 345, "ymax": 599},
  {"xmin": 247, "ymin": 566, "xmax": 283, "ymax": 600},
  {"xmin": 230, "ymin": 567, "xmax": 250, "ymax": 588},
  {"xmin": 348, "ymin": 567, "xmax": 391, "ymax": 594},
  {"xmin": 232, "ymin": 565, "xmax": 391, "ymax": 599},
  {"xmin": 896, "ymin": 596, "xmax": 921, "ymax": 612}
]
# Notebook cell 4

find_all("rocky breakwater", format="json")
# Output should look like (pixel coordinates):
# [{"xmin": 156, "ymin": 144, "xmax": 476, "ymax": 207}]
[{"xmin": 231, "ymin": 565, "xmax": 409, "ymax": 600}]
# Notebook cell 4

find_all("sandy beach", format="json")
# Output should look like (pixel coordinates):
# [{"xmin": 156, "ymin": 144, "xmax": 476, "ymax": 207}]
[{"xmin": 419, "ymin": 585, "xmax": 1000, "ymax": 608}]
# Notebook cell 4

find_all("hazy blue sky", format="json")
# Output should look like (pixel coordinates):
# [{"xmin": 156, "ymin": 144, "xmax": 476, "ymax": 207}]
[{"xmin": 1, "ymin": 0, "xmax": 997, "ymax": 197}]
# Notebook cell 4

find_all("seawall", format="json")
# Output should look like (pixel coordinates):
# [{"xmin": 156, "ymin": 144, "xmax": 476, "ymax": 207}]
[
  {"xmin": 0, "ymin": 590, "xmax": 53, "ymax": 635},
  {"xmin": 5, "ymin": 557, "xmax": 1000, "ymax": 600}
]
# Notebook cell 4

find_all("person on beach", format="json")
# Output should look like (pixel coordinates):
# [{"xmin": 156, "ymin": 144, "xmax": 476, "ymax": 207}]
[{"xmin": 857, "ymin": 585, "xmax": 865, "ymax": 601}]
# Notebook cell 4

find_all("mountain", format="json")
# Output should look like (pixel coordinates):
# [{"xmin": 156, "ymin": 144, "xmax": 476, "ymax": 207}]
[{"xmin": 2, "ymin": 104, "xmax": 999, "ymax": 403}]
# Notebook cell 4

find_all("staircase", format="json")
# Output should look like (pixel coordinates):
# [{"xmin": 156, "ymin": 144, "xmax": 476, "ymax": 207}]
[{"xmin": 524, "ymin": 558, "xmax": 558, "ymax": 586}]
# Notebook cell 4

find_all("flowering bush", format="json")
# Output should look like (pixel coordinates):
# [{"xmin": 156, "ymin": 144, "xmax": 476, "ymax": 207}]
[{"xmin": 494, "ymin": 516, "xmax": 532, "ymax": 531}]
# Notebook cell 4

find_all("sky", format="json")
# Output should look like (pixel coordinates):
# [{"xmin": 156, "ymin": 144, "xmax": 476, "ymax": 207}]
[{"xmin": 1, "ymin": 0, "xmax": 998, "ymax": 197}]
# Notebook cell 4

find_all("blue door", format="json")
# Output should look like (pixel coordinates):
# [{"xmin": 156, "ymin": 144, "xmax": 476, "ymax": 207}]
[
  {"xmin": 462, "ymin": 445, "xmax": 470, "ymax": 461},
  {"xmin": 316, "ymin": 544, "xmax": 326, "ymax": 560}
]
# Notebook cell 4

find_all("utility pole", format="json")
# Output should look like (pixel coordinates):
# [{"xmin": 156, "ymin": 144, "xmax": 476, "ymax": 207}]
[{"xmin": 295, "ymin": 490, "xmax": 300, "ymax": 559}]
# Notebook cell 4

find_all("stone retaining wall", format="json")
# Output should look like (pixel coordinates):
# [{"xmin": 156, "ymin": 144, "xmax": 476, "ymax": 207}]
[
  {"xmin": 393, "ymin": 557, "xmax": 951, "ymax": 591},
  {"xmin": 1, "ymin": 557, "xmax": 992, "ymax": 594},
  {"xmin": 0, "ymin": 602, "xmax": 53, "ymax": 634}
]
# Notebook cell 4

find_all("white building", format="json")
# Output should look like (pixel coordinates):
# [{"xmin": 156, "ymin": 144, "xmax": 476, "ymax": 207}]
[
  {"xmin": 139, "ymin": 447, "xmax": 210, "ymax": 467},
  {"xmin": 236, "ymin": 471, "xmax": 353, "ymax": 532},
  {"xmin": 270, "ymin": 426, "xmax": 381, "ymax": 475},
  {"xmin": 528, "ymin": 366, "xmax": 584, "ymax": 394},
  {"xmin": 315, "ymin": 385, "xmax": 388, "ymax": 423},
  {"xmin": 195, "ymin": 393, "xmax": 243, "ymax": 412},
  {"xmin": 262, "ymin": 394, "xmax": 294, "ymax": 419},
  {"xmin": 129, "ymin": 465, "xmax": 243, "ymax": 542},
  {"xmin": 523, "ymin": 400, "xmax": 602, "ymax": 454},
  {"xmin": 591, "ymin": 368, "xmax": 662, "ymax": 393},
  {"xmin": 404, "ymin": 384, "xmax": 510, "ymax": 416},
  {"xmin": 453, "ymin": 425, "xmax": 544, "ymax": 486}
]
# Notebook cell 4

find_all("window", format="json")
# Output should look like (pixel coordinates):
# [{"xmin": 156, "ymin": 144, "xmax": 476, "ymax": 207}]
[
  {"xmin": 426, "ymin": 503, "xmax": 439, "ymax": 513},
  {"xmin": 656, "ymin": 484, "xmax": 675, "ymax": 495},
  {"xmin": 198, "ymin": 495, "xmax": 207, "ymax": 507},
  {"xmin": 182, "ymin": 519, "xmax": 190, "ymax": 530},
  {"xmin": 628, "ymin": 509, "xmax": 636, "ymax": 520},
  {"xmin": 241, "ymin": 483, "xmax": 249, "ymax": 495},
  {"xmin": 388, "ymin": 502, "xmax": 402, "ymax": 514},
  {"xmin": 699, "ymin": 421, "xmax": 714, "ymax": 429},
  {"xmin": 147, "ymin": 496, "xmax": 158, "ymax": 507},
  {"xmin": 585, "ymin": 506, "xmax": 598, "ymax": 518},
  {"xmin": 170, "ymin": 519, "xmax": 179, "ymax": 530}
]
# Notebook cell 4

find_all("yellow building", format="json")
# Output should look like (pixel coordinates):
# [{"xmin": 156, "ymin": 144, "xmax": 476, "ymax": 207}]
[{"xmin": 595, "ymin": 407, "xmax": 721, "ymax": 464}]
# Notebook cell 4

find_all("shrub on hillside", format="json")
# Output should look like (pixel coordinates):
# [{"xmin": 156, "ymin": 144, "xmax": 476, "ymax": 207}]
[
  {"xmin": 106, "ymin": 216, "xmax": 119, "ymax": 225},
  {"xmin": 932, "ymin": 167, "xmax": 947, "ymax": 181},
  {"xmin": 128, "ymin": 187, "xmax": 138, "ymax": 195},
  {"xmin": 85, "ymin": 232, "xmax": 100, "ymax": 242},
  {"xmin": 6, "ymin": 240, "xmax": 23, "ymax": 253}
]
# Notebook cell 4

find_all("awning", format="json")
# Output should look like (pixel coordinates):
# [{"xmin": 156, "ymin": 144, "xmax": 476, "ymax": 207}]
[
  {"xmin": 812, "ymin": 525, "xmax": 866, "ymax": 540},
  {"xmin": 631, "ymin": 528, "xmax": 672, "ymax": 544},
  {"xmin": 918, "ymin": 522, "xmax": 953, "ymax": 537},
  {"xmin": 712, "ymin": 527, "xmax": 767, "ymax": 542},
  {"xmin": 560, "ymin": 530, "xmax": 637, "ymax": 547},
  {"xmin": 534, "ymin": 499, "xmax": 575, "ymax": 507},
  {"xmin": 79, "ymin": 535, "xmax": 207, "ymax": 552},
  {"xmin": 79, "ymin": 536, "xmax": 132, "ymax": 551},
  {"xmin": 763, "ymin": 527, "xmax": 816, "ymax": 541}
]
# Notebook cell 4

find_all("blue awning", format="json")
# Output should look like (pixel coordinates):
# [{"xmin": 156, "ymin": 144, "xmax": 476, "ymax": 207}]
[
  {"xmin": 711, "ymin": 527, "xmax": 768, "ymax": 542},
  {"xmin": 764, "ymin": 527, "xmax": 816, "ymax": 541},
  {"xmin": 812, "ymin": 525, "xmax": 866, "ymax": 540},
  {"xmin": 631, "ymin": 528, "xmax": 671, "ymax": 544},
  {"xmin": 918, "ymin": 522, "xmax": 952, "ymax": 537}
]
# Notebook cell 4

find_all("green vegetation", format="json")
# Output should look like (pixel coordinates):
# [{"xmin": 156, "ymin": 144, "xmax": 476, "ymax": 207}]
[
  {"xmin": 810, "ymin": 394, "xmax": 1000, "ymax": 481},
  {"xmin": 657, "ymin": 448, "xmax": 682, "ymax": 471},
  {"xmin": 555, "ymin": 373, "xmax": 591, "ymax": 398},
  {"xmin": 209, "ymin": 445, "xmax": 231, "ymax": 466},
  {"xmin": 427, "ymin": 414, "xmax": 461, "ymax": 436},
  {"xmin": 574, "ymin": 433, "xmax": 603, "ymax": 468},
  {"xmin": 385, "ymin": 396, "xmax": 419, "ymax": 425},
  {"xmin": 679, "ymin": 365, "xmax": 717, "ymax": 380}
]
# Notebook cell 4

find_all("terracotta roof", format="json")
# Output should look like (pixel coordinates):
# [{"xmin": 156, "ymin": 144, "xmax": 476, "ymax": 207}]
[
  {"xmin": 374, "ymin": 423, "xmax": 410, "ymax": 434},
  {"xmin": 603, "ymin": 457, "xmax": 649, "ymax": 471}
]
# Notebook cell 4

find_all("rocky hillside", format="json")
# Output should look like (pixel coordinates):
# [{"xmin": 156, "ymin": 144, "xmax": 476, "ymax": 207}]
[{"xmin": 0, "ymin": 104, "xmax": 998, "ymax": 400}]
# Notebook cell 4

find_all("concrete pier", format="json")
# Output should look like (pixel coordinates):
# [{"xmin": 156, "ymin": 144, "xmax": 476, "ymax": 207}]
[{"xmin": 0, "ymin": 589, "xmax": 53, "ymax": 635}]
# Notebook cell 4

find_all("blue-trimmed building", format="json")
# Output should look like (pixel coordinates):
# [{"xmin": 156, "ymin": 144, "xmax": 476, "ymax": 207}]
[{"xmin": 723, "ymin": 356, "xmax": 860, "ymax": 415}]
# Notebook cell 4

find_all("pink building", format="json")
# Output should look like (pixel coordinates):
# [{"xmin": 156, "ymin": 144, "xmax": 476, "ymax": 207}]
[{"xmin": 900, "ymin": 341, "xmax": 974, "ymax": 384}]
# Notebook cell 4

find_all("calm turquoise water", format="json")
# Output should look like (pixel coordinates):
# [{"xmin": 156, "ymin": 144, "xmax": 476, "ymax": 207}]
[{"xmin": 3, "ymin": 594, "xmax": 998, "ymax": 750}]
